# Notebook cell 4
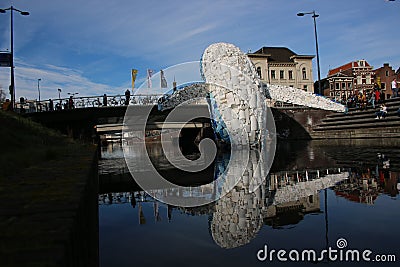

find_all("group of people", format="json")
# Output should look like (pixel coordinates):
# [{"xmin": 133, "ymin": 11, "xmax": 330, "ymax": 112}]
[
  {"xmin": 46, "ymin": 96, "xmax": 75, "ymax": 111},
  {"xmin": 341, "ymin": 78, "xmax": 399, "ymax": 111},
  {"xmin": 101, "ymin": 89, "xmax": 131, "ymax": 107},
  {"xmin": 341, "ymin": 86, "xmax": 384, "ymax": 110}
]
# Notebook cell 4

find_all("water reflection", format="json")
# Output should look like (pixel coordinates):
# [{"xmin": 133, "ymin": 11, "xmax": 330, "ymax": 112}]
[
  {"xmin": 334, "ymin": 162, "xmax": 399, "ymax": 204},
  {"xmin": 99, "ymin": 142, "xmax": 352, "ymax": 248},
  {"xmin": 99, "ymin": 140, "xmax": 400, "ymax": 266}
]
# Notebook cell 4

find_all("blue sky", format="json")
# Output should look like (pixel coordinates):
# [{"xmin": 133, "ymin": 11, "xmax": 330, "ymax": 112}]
[{"xmin": 1, "ymin": 0, "xmax": 399, "ymax": 100}]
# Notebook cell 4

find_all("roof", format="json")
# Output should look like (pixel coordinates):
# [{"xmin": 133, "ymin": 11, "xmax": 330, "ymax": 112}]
[
  {"xmin": 328, "ymin": 60, "xmax": 372, "ymax": 76},
  {"xmin": 248, "ymin": 47, "xmax": 299, "ymax": 63}
]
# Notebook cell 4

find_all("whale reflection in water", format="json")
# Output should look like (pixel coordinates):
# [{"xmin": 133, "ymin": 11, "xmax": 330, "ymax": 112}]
[{"xmin": 210, "ymin": 154, "xmax": 348, "ymax": 249}]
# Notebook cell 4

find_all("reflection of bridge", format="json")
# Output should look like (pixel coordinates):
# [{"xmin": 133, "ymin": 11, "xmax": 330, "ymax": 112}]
[
  {"xmin": 99, "ymin": 167, "xmax": 348, "ymax": 204},
  {"xmin": 98, "ymin": 168, "xmax": 348, "ymax": 248}
]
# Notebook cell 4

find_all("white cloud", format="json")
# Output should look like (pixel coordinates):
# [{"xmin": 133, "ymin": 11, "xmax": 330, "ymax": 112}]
[{"xmin": 0, "ymin": 59, "xmax": 124, "ymax": 100}]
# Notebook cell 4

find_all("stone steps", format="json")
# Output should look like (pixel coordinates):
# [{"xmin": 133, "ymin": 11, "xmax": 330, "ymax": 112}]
[
  {"xmin": 311, "ymin": 98, "xmax": 400, "ymax": 138},
  {"xmin": 325, "ymin": 98, "xmax": 400, "ymax": 119},
  {"xmin": 314, "ymin": 118, "xmax": 400, "ymax": 131},
  {"xmin": 317, "ymin": 111, "xmax": 399, "ymax": 128},
  {"xmin": 323, "ymin": 106, "xmax": 398, "ymax": 121}
]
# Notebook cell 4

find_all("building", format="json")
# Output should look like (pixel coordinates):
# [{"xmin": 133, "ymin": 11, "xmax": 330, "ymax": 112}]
[
  {"xmin": 319, "ymin": 72, "xmax": 354, "ymax": 100},
  {"xmin": 247, "ymin": 47, "xmax": 315, "ymax": 93},
  {"xmin": 324, "ymin": 60, "xmax": 374, "ymax": 99},
  {"xmin": 373, "ymin": 63, "xmax": 400, "ymax": 99}
]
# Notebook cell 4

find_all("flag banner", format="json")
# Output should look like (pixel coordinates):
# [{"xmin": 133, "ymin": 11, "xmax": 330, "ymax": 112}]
[
  {"xmin": 131, "ymin": 69, "xmax": 138, "ymax": 90},
  {"xmin": 147, "ymin": 69, "xmax": 154, "ymax": 88},
  {"xmin": 160, "ymin": 69, "xmax": 168, "ymax": 88}
]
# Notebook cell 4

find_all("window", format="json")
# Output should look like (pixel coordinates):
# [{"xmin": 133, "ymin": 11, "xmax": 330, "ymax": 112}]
[
  {"xmin": 303, "ymin": 85, "xmax": 308, "ymax": 91},
  {"xmin": 280, "ymin": 70, "xmax": 284, "ymax": 79},
  {"xmin": 271, "ymin": 70, "xmax": 276, "ymax": 79},
  {"xmin": 256, "ymin": 67, "xmax": 262, "ymax": 79},
  {"xmin": 342, "ymin": 82, "xmax": 346, "ymax": 89},
  {"xmin": 302, "ymin": 68, "xmax": 307, "ymax": 79},
  {"xmin": 336, "ymin": 83, "xmax": 340, "ymax": 90},
  {"xmin": 348, "ymin": 83, "xmax": 352, "ymax": 89},
  {"xmin": 288, "ymin": 70, "xmax": 293, "ymax": 80},
  {"xmin": 381, "ymin": 83, "xmax": 386, "ymax": 90},
  {"xmin": 385, "ymin": 70, "xmax": 389, "ymax": 76}
]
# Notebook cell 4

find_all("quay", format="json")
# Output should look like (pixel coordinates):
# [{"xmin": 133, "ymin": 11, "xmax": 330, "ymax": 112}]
[{"xmin": 0, "ymin": 111, "xmax": 98, "ymax": 266}]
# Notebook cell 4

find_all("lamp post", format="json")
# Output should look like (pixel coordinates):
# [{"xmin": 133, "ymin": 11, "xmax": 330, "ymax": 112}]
[
  {"xmin": 58, "ymin": 88, "xmax": 62, "ymax": 100},
  {"xmin": 37, "ymin": 78, "xmax": 41, "ymax": 111},
  {"xmin": 37, "ymin": 78, "xmax": 41, "ymax": 102},
  {"xmin": 297, "ymin": 10, "xmax": 322, "ymax": 95},
  {"xmin": 0, "ymin": 6, "xmax": 30, "ymax": 111},
  {"xmin": 67, "ymin": 92, "xmax": 79, "ymax": 97}
]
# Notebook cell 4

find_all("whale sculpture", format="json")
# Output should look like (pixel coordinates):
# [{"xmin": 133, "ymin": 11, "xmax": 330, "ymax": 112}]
[{"xmin": 160, "ymin": 42, "xmax": 345, "ymax": 147}]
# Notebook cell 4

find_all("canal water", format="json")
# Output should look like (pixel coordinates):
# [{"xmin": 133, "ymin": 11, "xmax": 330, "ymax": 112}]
[{"xmin": 98, "ymin": 139, "xmax": 399, "ymax": 267}]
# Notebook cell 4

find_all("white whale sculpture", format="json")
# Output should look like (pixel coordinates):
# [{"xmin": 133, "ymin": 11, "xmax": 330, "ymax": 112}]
[
  {"xmin": 160, "ymin": 42, "xmax": 345, "ymax": 146},
  {"xmin": 200, "ymin": 43, "xmax": 345, "ymax": 146}
]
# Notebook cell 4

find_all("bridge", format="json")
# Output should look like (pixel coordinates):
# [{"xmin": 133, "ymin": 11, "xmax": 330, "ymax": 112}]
[{"xmin": 21, "ymin": 80, "xmax": 343, "ymax": 140}]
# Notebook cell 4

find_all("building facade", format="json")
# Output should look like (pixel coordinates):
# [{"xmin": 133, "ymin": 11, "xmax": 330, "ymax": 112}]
[
  {"xmin": 324, "ymin": 60, "xmax": 374, "ymax": 99},
  {"xmin": 373, "ymin": 63, "xmax": 400, "ymax": 99},
  {"xmin": 247, "ymin": 47, "xmax": 315, "ymax": 93}
]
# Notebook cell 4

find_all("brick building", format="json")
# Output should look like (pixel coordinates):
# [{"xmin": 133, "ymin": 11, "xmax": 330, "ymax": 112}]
[
  {"xmin": 322, "ymin": 60, "xmax": 374, "ymax": 99},
  {"xmin": 373, "ymin": 63, "xmax": 400, "ymax": 99}
]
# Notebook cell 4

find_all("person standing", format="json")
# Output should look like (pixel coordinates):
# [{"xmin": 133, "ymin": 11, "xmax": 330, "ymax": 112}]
[
  {"xmin": 375, "ymin": 89, "xmax": 381, "ymax": 104},
  {"xmin": 391, "ymin": 78, "xmax": 398, "ymax": 98},
  {"xmin": 103, "ymin": 94, "xmax": 107, "ymax": 106},
  {"xmin": 49, "ymin": 99, "xmax": 54, "ymax": 111},
  {"xmin": 368, "ymin": 92, "xmax": 376, "ymax": 109},
  {"xmin": 68, "ymin": 96, "xmax": 74, "ymax": 109},
  {"xmin": 125, "ymin": 89, "xmax": 131, "ymax": 105}
]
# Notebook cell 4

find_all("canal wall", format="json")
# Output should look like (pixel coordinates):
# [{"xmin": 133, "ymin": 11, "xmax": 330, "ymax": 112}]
[{"xmin": 0, "ymin": 111, "xmax": 98, "ymax": 267}]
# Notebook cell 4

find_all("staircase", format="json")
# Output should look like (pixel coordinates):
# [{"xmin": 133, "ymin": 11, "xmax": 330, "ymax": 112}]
[{"xmin": 311, "ymin": 98, "xmax": 400, "ymax": 139}]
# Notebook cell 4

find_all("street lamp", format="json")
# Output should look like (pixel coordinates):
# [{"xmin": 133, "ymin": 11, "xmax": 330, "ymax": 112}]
[
  {"xmin": 67, "ymin": 92, "xmax": 79, "ymax": 97},
  {"xmin": 297, "ymin": 10, "xmax": 322, "ymax": 95},
  {"xmin": 37, "ymin": 78, "xmax": 41, "ymax": 102},
  {"xmin": 58, "ymin": 88, "xmax": 62, "ymax": 100},
  {"xmin": 0, "ymin": 6, "xmax": 30, "ymax": 111}
]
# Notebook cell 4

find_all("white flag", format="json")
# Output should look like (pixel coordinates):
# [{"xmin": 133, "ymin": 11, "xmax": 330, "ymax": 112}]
[
  {"xmin": 160, "ymin": 70, "xmax": 168, "ymax": 88},
  {"xmin": 147, "ymin": 69, "xmax": 154, "ymax": 88}
]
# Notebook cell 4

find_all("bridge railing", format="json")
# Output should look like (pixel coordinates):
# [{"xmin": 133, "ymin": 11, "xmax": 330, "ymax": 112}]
[{"xmin": 16, "ymin": 94, "xmax": 164, "ymax": 113}]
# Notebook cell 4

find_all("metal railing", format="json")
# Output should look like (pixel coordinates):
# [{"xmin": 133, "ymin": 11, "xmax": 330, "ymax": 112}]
[{"xmin": 15, "ymin": 94, "xmax": 164, "ymax": 113}]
